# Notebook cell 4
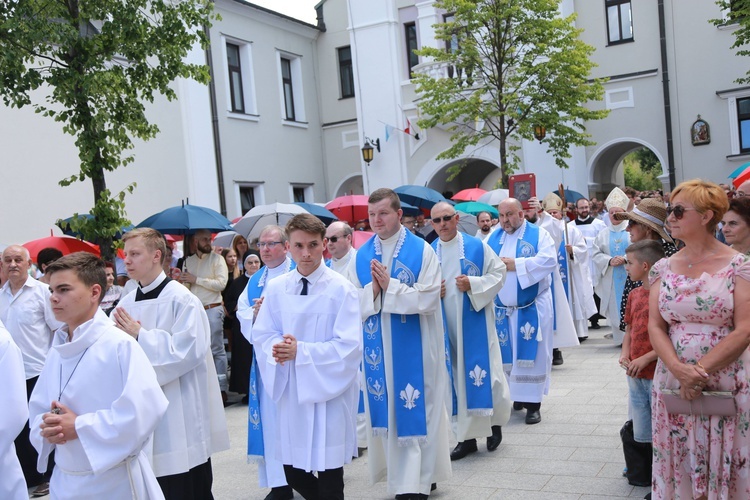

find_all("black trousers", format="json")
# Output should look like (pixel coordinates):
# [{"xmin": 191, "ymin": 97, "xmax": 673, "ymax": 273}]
[
  {"xmin": 590, "ymin": 292, "xmax": 604, "ymax": 322},
  {"xmin": 283, "ymin": 465, "xmax": 344, "ymax": 500},
  {"xmin": 15, "ymin": 376, "xmax": 52, "ymax": 486},
  {"xmin": 157, "ymin": 458, "xmax": 214, "ymax": 500}
]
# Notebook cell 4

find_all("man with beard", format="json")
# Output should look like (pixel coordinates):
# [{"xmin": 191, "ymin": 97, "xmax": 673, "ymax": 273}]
[
  {"xmin": 572, "ymin": 198, "xmax": 607, "ymax": 329},
  {"xmin": 476, "ymin": 211, "xmax": 495, "ymax": 241},
  {"xmin": 179, "ymin": 229, "xmax": 229, "ymax": 402}
]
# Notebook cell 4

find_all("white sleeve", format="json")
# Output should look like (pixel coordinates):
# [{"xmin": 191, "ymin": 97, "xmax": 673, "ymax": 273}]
[
  {"xmin": 381, "ymin": 245, "xmax": 441, "ymax": 315},
  {"xmin": 467, "ymin": 244, "xmax": 507, "ymax": 311},
  {"xmin": 515, "ymin": 229, "xmax": 558, "ymax": 289}
]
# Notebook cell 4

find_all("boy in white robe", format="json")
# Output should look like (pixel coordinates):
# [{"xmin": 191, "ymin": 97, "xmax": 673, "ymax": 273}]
[
  {"xmin": 113, "ymin": 228, "xmax": 230, "ymax": 499},
  {"xmin": 253, "ymin": 214, "xmax": 362, "ymax": 500},
  {"xmin": 0, "ymin": 319, "xmax": 28, "ymax": 500},
  {"xmin": 28, "ymin": 252, "xmax": 168, "ymax": 499}
]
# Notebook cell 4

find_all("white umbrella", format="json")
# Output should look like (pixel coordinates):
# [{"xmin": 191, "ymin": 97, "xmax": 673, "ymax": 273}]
[
  {"xmin": 477, "ymin": 189, "xmax": 509, "ymax": 207},
  {"xmin": 212, "ymin": 230, "xmax": 240, "ymax": 249},
  {"xmin": 455, "ymin": 211, "xmax": 479, "ymax": 235},
  {"xmin": 233, "ymin": 203, "xmax": 307, "ymax": 241}
]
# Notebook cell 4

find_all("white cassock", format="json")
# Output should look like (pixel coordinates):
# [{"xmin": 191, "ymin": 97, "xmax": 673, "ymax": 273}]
[
  {"xmin": 331, "ymin": 247, "xmax": 357, "ymax": 275},
  {"xmin": 252, "ymin": 265, "xmax": 361, "ymax": 471},
  {"xmin": 592, "ymin": 223, "xmax": 631, "ymax": 344},
  {"xmin": 0, "ymin": 321, "xmax": 27, "ymax": 500},
  {"xmin": 116, "ymin": 273, "xmax": 230, "ymax": 478},
  {"xmin": 237, "ymin": 257, "xmax": 294, "ymax": 488},
  {"xmin": 564, "ymin": 223, "xmax": 598, "ymax": 338},
  {"xmin": 437, "ymin": 235, "xmax": 511, "ymax": 442},
  {"xmin": 573, "ymin": 217, "xmax": 607, "ymax": 288},
  {"xmin": 494, "ymin": 222, "xmax": 559, "ymax": 403},
  {"xmin": 347, "ymin": 229, "xmax": 452, "ymax": 496},
  {"xmin": 28, "ymin": 310, "xmax": 168, "ymax": 499}
]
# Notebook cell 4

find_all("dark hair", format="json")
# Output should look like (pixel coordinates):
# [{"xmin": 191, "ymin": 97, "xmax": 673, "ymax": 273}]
[
  {"xmin": 45, "ymin": 252, "xmax": 107, "ymax": 303},
  {"xmin": 625, "ymin": 240, "xmax": 665, "ymax": 267},
  {"xmin": 286, "ymin": 213, "xmax": 326, "ymax": 239},
  {"xmin": 476, "ymin": 211, "xmax": 493, "ymax": 220},
  {"xmin": 728, "ymin": 196, "xmax": 750, "ymax": 228},
  {"xmin": 368, "ymin": 188, "xmax": 401, "ymax": 212},
  {"xmin": 104, "ymin": 261, "xmax": 116, "ymax": 271},
  {"xmin": 37, "ymin": 247, "xmax": 64, "ymax": 269}
]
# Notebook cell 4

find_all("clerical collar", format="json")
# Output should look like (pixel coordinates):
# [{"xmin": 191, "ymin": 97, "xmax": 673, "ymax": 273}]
[
  {"xmin": 576, "ymin": 216, "xmax": 594, "ymax": 225},
  {"xmin": 136, "ymin": 272, "xmax": 171, "ymax": 301},
  {"xmin": 140, "ymin": 271, "xmax": 167, "ymax": 293},
  {"xmin": 293, "ymin": 263, "xmax": 325, "ymax": 288}
]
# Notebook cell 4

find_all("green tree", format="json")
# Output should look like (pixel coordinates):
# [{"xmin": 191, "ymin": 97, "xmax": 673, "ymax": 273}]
[
  {"xmin": 0, "ymin": 0, "xmax": 214, "ymax": 260},
  {"xmin": 413, "ymin": 0, "xmax": 608, "ymax": 187},
  {"xmin": 632, "ymin": 147, "xmax": 662, "ymax": 177},
  {"xmin": 623, "ymin": 153, "xmax": 661, "ymax": 191},
  {"xmin": 713, "ymin": 1, "xmax": 750, "ymax": 84}
]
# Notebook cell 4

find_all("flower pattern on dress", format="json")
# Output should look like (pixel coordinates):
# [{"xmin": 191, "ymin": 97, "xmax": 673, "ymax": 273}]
[{"xmin": 650, "ymin": 254, "xmax": 750, "ymax": 499}]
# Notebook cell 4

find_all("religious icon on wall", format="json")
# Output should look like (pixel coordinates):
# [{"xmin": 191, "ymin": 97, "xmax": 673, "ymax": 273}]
[{"xmin": 691, "ymin": 115, "xmax": 710, "ymax": 146}]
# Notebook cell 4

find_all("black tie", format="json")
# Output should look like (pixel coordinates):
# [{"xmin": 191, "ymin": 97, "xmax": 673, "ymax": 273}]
[{"xmin": 300, "ymin": 277, "xmax": 309, "ymax": 296}]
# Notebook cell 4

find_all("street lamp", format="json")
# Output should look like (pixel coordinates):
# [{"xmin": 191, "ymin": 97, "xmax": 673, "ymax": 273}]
[
  {"xmin": 533, "ymin": 125, "xmax": 546, "ymax": 143},
  {"xmin": 361, "ymin": 137, "xmax": 381, "ymax": 165}
]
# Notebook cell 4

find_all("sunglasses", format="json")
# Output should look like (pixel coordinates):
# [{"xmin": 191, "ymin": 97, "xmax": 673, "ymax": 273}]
[
  {"xmin": 432, "ymin": 214, "xmax": 457, "ymax": 224},
  {"xmin": 666, "ymin": 205, "xmax": 698, "ymax": 220},
  {"xmin": 327, "ymin": 235, "xmax": 345, "ymax": 243}
]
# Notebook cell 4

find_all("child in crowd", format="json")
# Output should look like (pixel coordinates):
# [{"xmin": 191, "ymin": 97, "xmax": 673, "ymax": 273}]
[{"xmin": 619, "ymin": 240, "xmax": 665, "ymax": 488}]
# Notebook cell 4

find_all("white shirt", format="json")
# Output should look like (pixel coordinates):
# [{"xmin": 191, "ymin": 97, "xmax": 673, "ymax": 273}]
[
  {"xmin": 330, "ymin": 247, "xmax": 357, "ymax": 275},
  {"xmin": 0, "ymin": 276, "xmax": 64, "ymax": 379}
]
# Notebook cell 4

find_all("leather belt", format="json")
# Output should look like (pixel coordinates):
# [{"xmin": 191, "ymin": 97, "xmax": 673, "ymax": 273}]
[{"xmin": 204, "ymin": 303, "xmax": 222, "ymax": 310}]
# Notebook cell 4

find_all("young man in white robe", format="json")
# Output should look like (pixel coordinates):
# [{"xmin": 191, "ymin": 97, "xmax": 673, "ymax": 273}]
[
  {"xmin": 252, "ymin": 214, "xmax": 361, "ymax": 500},
  {"xmin": 28, "ymin": 253, "xmax": 168, "ymax": 499},
  {"xmin": 592, "ymin": 188, "xmax": 631, "ymax": 345},
  {"xmin": 347, "ymin": 188, "xmax": 452, "ymax": 499},
  {"xmin": 572, "ymin": 198, "xmax": 608, "ymax": 329},
  {"xmin": 113, "ymin": 229, "xmax": 230, "ymax": 500},
  {"xmin": 487, "ymin": 198, "xmax": 565, "ymax": 425},
  {"xmin": 429, "ymin": 202, "xmax": 511, "ymax": 461},
  {"xmin": 236, "ymin": 225, "xmax": 295, "ymax": 500},
  {"xmin": 1, "ymin": 319, "xmax": 28, "ymax": 500}
]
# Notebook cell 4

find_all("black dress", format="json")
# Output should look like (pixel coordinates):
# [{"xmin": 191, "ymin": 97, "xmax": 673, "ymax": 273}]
[{"xmin": 226, "ymin": 273, "xmax": 252, "ymax": 395}]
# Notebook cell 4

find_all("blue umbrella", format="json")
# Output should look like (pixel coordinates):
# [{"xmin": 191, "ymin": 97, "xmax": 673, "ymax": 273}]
[
  {"xmin": 400, "ymin": 201, "xmax": 422, "ymax": 217},
  {"xmin": 728, "ymin": 162, "xmax": 750, "ymax": 179},
  {"xmin": 57, "ymin": 214, "xmax": 134, "ymax": 240},
  {"xmin": 394, "ymin": 185, "xmax": 449, "ymax": 209},
  {"xmin": 553, "ymin": 189, "xmax": 586, "ymax": 204},
  {"xmin": 454, "ymin": 201, "xmax": 499, "ymax": 219},
  {"xmin": 136, "ymin": 203, "xmax": 233, "ymax": 235},
  {"xmin": 294, "ymin": 202, "xmax": 339, "ymax": 225}
]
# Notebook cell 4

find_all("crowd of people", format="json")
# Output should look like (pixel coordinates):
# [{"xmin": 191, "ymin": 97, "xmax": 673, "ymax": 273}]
[{"xmin": 1, "ymin": 179, "xmax": 749, "ymax": 500}]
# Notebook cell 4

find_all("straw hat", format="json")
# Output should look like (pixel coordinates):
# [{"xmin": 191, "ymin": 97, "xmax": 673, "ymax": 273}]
[{"xmin": 612, "ymin": 198, "xmax": 673, "ymax": 243}]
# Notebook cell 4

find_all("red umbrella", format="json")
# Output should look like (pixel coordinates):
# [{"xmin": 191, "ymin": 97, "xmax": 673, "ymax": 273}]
[
  {"xmin": 451, "ymin": 186, "xmax": 488, "ymax": 202},
  {"xmin": 351, "ymin": 231, "xmax": 375, "ymax": 249},
  {"xmin": 733, "ymin": 166, "xmax": 750, "ymax": 189},
  {"xmin": 325, "ymin": 195, "xmax": 370, "ymax": 225},
  {"xmin": 23, "ymin": 235, "xmax": 101, "ymax": 262}
]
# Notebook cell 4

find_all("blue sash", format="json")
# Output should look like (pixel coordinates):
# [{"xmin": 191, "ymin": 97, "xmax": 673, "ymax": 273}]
[
  {"xmin": 432, "ymin": 234, "xmax": 494, "ymax": 416},
  {"xmin": 609, "ymin": 229, "xmax": 628, "ymax": 319},
  {"xmin": 553, "ymin": 238, "xmax": 570, "ymax": 330},
  {"xmin": 487, "ymin": 222, "xmax": 541, "ymax": 370},
  {"xmin": 356, "ymin": 228, "xmax": 427, "ymax": 443},
  {"xmin": 245, "ymin": 259, "xmax": 295, "ymax": 462},
  {"xmin": 440, "ymin": 302, "xmax": 458, "ymax": 418}
]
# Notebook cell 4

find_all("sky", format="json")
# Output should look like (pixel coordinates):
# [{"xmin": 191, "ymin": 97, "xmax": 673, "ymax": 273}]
[{"xmin": 249, "ymin": 0, "xmax": 321, "ymax": 24}]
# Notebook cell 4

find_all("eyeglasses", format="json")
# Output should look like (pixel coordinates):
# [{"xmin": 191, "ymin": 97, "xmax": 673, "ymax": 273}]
[
  {"xmin": 737, "ymin": 191, "xmax": 748, "ymax": 198},
  {"xmin": 327, "ymin": 235, "xmax": 346, "ymax": 243},
  {"xmin": 431, "ymin": 213, "xmax": 457, "ymax": 224},
  {"xmin": 666, "ymin": 205, "xmax": 698, "ymax": 220},
  {"xmin": 257, "ymin": 241, "xmax": 283, "ymax": 249}
]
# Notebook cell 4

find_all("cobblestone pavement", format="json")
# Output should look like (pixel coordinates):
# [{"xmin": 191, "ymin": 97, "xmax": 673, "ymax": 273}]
[{"xmin": 211, "ymin": 324, "xmax": 651, "ymax": 500}]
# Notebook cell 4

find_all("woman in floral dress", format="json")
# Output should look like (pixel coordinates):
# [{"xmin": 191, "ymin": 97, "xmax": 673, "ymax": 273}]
[{"xmin": 649, "ymin": 180, "xmax": 750, "ymax": 499}]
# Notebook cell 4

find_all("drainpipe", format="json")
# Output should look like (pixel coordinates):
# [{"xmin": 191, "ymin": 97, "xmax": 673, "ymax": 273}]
[
  {"xmin": 658, "ymin": 0, "xmax": 676, "ymax": 190},
  {"xmin": 204, "ymin": 22, "xmax": 227, "ymax": 216}
]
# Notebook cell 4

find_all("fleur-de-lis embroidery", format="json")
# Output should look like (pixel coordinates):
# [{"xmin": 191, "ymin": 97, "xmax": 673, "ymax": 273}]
[
  {"xmin": 469, "ymin": 364, "xmax": 487, "ymax": 387},
  {"xmin": 364, "ymin": 315, "xmax": 379, "ymax": 340},
  {"xmin": 367, "ymin": 377, "xmax": 386, "ymax": 401},
  {"xmin": 521, "ymin": 322, "xmax": 535, "ymax": 341},
  {"xmin": 497, "ymin": 330, "xmax": 509, "ymax": 346},
  {"xmin": 365, "ymin": 347, "xmax": 382, "ymax": 370},
  {"xmin": 249, "ymin": 408, "xmax": 261, "ymax": 430},
  {"xmin": 400, "ymin": 383, "xmax": 420, "ymax": 410}
]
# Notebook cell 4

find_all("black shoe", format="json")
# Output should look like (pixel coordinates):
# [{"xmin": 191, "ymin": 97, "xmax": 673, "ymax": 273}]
[
  {"xmin": 644, "ymin": 493, "xmax": 651, "ymax": 500},
  {"xmin": 486, "ymin": 425, "xmax": 502, "ymax": 451},
  {"xmin": 431, "ymin": 483, "xmax": 436, "ymax": 492},
  {"xmin": 264, "ymin": 486, "xmax": 294, "ymax": 500},
  {"xmin": 395, "ymin": 495, "xmax": 428, "ymax": 500},
  {"xmin": 525, "ymin": 409, "xmax": 542, "ymax": 425},
  {"xmin": 589, "ymin": 322, "xmax": 600, "ymax": 330},
  {"xmin": 552, "ymin": 349, "xmax": 563, "ymax": 366},
  {"xmin": 513, "ymin": 401, "xmax": 524, "ymax": 411},
  {"xmin": 578, "ymin": 336, "xmax": 588, "ymax": 342},
  {"xmin": 450, "ymin": 439, "xmax": 478, "ymax": 460}
]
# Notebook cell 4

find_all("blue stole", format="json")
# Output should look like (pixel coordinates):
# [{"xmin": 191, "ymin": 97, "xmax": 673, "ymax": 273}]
[
  {"xmin": 246, "ymin": 259, "xmax": 295, "ymax": 461},
  {"xmin": 440, "ymin": 303, "xmax": 458, "ymax": 418},
  {"xmin": 554, "ymin": 237, "xmax": 570, "ymax": 330},
  {"xmin": 432, "ymin": 233, "xmax": 494, "ymax": 416},
  {"xmin": 356, "ymin": 228, "xmax": 427, "ymax": 443},
  {"xmin": 487, "ymin": 221, "xmax": 541, "ymax": 370},
  {"xmin": 609, "ymin": 227, "xmax": 628, "ymax": 319}
]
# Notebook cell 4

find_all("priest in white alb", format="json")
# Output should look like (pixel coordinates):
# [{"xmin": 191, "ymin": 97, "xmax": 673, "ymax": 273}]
[
  {"xmin": 1, "ymin": 319, "xmax": 28, "ymax": 500},
  {"xmin": 113, "ymin": 229, "xmax": 230, "ymax": 500},
  {"xmin": 29, "ymin": 253, "xmax": 168, "ymax": 499},
  {"xmin": 252, "ymin": 214, "xmax": 361, "ymax": 500},
  {"xmin": 347, "ymin": 188, "xmax": 452, "ymax": 499},
  {"xmin": 429, "ymin": 202, "xmax": 511, "ymax": 462}
]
